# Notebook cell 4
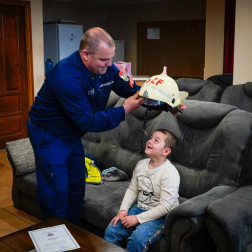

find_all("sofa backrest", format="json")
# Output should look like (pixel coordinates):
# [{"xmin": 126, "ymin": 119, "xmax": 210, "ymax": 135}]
[
  {"xmin": 83, "ymin": 98, "xmax": 252, "ymax": 199},
  {"xmin": 166, "ymin": 101, "xmax": 252, "ymax": 198},
  {"xmin": 176, "ymin": 78, "xmax": 222, "ymax": 102},
  {"xmin": 82, "ymin": 98, "xmax": 162, "ymax": 178},
  {"xmin": 220, "ymin": 82, "xmax": 252, "ymax": 113},
  {"xmin": 207, "ymin": 73, "xmax": 233, "ymax": 92}
]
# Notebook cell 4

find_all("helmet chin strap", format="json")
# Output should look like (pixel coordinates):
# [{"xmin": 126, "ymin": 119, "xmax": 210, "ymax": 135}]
[
  {"xmin": 142, "ymin": 104, "xmax": 183, "ymax": 137},
  {"xmin": 143, "ymin": 108, "xmax": 149, "ymax": 136}
]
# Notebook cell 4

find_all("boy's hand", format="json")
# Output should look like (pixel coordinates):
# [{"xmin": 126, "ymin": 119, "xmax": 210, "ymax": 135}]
[
  {"xmin": 121, "ymin": 215, "xmax": 139, "ymax": 229},
  {"xmin": 169, "ymin": 103, "xmax": 187, "ymax": 116},
  {"xmin": 110, "ymin": 210, "xmax": 128, "ymax": 227}
]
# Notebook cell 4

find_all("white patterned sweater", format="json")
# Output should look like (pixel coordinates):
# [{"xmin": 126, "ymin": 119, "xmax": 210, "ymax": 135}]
[{"xmin": 119, "ymin": 158, "xmax": 180, "ymax": 224}]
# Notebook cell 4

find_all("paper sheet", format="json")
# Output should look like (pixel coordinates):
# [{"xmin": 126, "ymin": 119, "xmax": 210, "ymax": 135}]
[{"xmin": 28, "ymin": 224, "xmax": 80, "ymax": 252}]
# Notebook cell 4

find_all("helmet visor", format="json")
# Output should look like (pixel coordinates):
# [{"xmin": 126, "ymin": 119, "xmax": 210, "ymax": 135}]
[{"xmin": 142, "ymin": 98, "xmax": 164, "ymax": 107}]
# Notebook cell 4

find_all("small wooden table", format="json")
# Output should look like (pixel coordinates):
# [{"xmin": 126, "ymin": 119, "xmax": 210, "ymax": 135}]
[{"xmin": 0, "ymin": 217, "xmax": 128, "ymax": 252}]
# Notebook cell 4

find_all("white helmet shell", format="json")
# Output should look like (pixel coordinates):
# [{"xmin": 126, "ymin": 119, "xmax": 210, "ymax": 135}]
[{"xmin": 139, "ymin": 73, "xmax": 188, "ymax": 108}]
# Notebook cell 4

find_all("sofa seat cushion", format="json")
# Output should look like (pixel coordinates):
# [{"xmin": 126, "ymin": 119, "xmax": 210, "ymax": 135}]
[
  {"xmin": 82, "ymin": 179, "xmax": 188, "ymax": 231},
  {"xmin": 81, "ymin": 181, "xmax": 130, "ymax": 230}
]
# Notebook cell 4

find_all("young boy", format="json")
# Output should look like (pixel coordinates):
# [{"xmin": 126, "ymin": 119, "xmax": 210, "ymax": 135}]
[{"xmin": 104, "ymin": 129, "xmax": 180, "ymax": 252}]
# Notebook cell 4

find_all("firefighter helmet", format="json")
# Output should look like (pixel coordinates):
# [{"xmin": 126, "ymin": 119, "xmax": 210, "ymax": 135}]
[{"xmin": 139, "ymin": 67, "xmax": 188, "ymax": 108}]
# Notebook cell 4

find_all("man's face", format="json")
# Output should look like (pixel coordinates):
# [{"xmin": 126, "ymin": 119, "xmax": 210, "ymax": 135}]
[
  {"xmin": 82, "ymin": 42, "xmax": 115, "ymax": 75},
  {"xmin": 145, "ymin": 131, "xmax": 169, "ymax": 158}
]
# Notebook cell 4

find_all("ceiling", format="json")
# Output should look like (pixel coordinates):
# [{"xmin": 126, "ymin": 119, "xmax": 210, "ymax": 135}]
[{"xmin": 52, "ymin": 0, "xmax": 168, "ymax": 5}]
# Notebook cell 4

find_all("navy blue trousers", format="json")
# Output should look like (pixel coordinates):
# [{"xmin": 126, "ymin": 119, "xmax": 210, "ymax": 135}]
[{"xmin": 27, "ymin": 120, "xmax": 86, "ymax": 226}]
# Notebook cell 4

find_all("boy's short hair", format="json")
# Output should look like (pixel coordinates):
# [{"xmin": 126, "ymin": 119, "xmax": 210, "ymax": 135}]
[{"xmin": 156, "ymin": 129, "xmax": 178, "ymax": 150}]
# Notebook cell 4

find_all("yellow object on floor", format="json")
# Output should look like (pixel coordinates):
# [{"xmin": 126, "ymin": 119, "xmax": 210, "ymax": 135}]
[{"xmin": 85, "ymin": 157, "xmax": 102, "ymax": 185}]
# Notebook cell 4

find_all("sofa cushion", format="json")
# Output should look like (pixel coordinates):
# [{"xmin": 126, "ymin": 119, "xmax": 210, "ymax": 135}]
[
  {"xmin": 82, "ymin": 98, "xmax": 151, "ymax": 177},
  {"xmin": 220, "ymin": 83, "xmax": 252, "ymax": 113},
  {"xmin": 207, "ymin": 73, "xmax": 233, "ymax": 92},
  {"xmin": 176, "ymin": 78, "xmax": 222, "ymax": 102},
  {"xmin": 168, "ymin": 106, "xmax": 252, "ymax": 198},
  {"xmin": 220, "ymin": 74, "xmax": 233, "ymax": 87},
  {"xmin": 82, "ymin": 180, "xmax": 189, "ymax": 230},
  {"xmin": 81, "ymin": 181, "xmax": 130, "ymax": 230},
  {"xmin": 6, "ymin": 138, "xmax": 35, "ymax": 176},
  {"xmin": 244, "ymin": 82, "xmax": 252, "ymax": 98},
  {"xmin": 176, "ymin": 78, "xmax": 211, "ymax": 95},
  {"xmin": 105, "ymin": 91, "xmax": 120, "ymax": 109},
  {"xmin": 178, "ymin": 100, "xmax": 236, "ymax": 130}
]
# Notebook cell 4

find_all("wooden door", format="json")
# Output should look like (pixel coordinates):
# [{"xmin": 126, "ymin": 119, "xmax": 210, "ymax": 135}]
[{"xmin": 0, "ymin": 1, "xmax": 34, "ymax": 149}]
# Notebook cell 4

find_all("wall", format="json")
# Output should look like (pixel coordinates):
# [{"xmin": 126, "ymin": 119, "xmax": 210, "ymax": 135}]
[
  {"xmin": 233, "ymin": 0, "xmax": 252, "ymax": 85},
  {"xmin": 28, "ymin": 0, "xmax": 44, "ymax": 96},
  {"xmin": 43, "ymin": 0, "xmax": 109, "ymax": 35},
  {"xmin": 108, "ymin": 0, "xmax": 206, "ymax": 75},
  {"xmin": 204, "ymin": 0, "xmax": 225, "ymax": 80},
  {"xmin": 41, "ymin": 0, "xmax": 110, "ymax": 93},
  {"xmin": 21, "ymin": 0, "xmax": 252, "ymax": 92}
]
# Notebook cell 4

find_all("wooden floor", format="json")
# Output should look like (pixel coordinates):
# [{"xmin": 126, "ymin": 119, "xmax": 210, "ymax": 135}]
[{"xmin": 0, "ymin": 149, "xmax": 41, "ymax": 238}]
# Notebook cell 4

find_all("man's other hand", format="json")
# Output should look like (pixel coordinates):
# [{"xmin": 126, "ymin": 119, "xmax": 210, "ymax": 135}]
[{"xmin": 169, "ymin": 103, "xmax": 187, "ymax": 116}]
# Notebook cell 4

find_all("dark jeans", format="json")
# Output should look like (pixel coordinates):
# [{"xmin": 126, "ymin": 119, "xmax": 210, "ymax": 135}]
[{"xmin": 104, "ymin": 205, "xmax": 166, "ymax": 252}]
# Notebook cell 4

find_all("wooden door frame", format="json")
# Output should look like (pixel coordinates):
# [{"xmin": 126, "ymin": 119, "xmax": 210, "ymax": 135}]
[{"xmin": 0, "ymin": 0, "xmax": 34, "ymax": 108}]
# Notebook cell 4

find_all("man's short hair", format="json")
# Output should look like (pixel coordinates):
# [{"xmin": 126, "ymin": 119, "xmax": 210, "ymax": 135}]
[
  {"xmin": 156, "ymin": 129, "xmax": 178, "ymax": 150},
  {"xmin": 79, "ymin": 27, "xmax": 115, "ymax": 55}
]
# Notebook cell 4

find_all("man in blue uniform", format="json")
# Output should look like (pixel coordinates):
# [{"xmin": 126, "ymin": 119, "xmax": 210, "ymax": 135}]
[{"xmin": 28, "ymin": 27, "xmax": 144, "ymax": 225}]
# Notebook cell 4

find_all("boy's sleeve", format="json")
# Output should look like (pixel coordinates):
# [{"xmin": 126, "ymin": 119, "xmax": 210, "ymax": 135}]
[
  {"xmin": 136, "ymin": 170, "xmax": 180, "ymax": 224},
  {"xmin": 119, "ymin": 163, "xmax": 139, "ymax": 212}
]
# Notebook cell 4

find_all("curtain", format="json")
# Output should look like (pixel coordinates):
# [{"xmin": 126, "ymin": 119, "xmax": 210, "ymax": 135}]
[{"xmin": 223, "ymin": 0, "xmax": 236, "ymax": 73}]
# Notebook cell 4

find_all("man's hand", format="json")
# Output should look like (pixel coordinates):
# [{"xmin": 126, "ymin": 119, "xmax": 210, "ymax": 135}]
[
  {"xmin": 110, "ymin": 210, "xmax": 128, "ymax": 227},
  {"xmin": 123, "ymin": 91, "xmax": 145, "ymax": 115},
  {"xmin": 169, "ymin": 103, "xmax": 187, "ymax": 116},
  {"xmin": 121, "ymin": 215, "xmax": 139, "ymax": 229}
]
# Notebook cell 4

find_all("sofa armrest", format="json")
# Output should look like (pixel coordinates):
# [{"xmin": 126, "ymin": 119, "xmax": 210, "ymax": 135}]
[
  {"xmin": 207, "ymin": 185, "xmax": 252, "ymax": 252},
  {"xmin": 164, "ymin": 185, "xmax": 236, "ymax": 252}
]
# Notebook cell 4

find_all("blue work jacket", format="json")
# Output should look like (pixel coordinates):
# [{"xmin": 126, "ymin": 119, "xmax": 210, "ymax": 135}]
[{"xmin": 29, "ymin": 51, "xmax": 140, "ymax": 141}]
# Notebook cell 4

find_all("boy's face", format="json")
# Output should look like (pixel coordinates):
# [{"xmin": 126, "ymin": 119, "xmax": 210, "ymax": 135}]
[{"xmin": 145, "ymin": 131, "xmax": 170, "ymax": 159}]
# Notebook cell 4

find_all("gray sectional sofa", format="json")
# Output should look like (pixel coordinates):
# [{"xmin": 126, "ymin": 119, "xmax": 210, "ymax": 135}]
[{"xmin": 6, "ymin": 94, "xmax": 252, "ymax": 252}]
